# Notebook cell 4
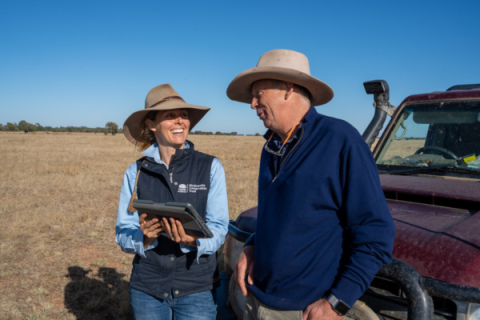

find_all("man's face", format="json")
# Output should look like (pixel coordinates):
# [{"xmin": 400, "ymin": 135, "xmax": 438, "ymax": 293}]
[{"xmin": 251, "ymin": 80, "xmax": 285, "ymax": 131}]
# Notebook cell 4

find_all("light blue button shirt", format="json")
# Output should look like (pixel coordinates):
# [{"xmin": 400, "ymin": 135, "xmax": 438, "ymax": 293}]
[{"xmin": 115, "ymin": 142, "xmax": 229, "ymax": 261}]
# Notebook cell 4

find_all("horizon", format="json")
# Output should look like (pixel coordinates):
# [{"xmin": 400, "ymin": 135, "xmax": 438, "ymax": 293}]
[{"xmin": 1, "ymin": 0, "xmax": 480, "ymax": 135}]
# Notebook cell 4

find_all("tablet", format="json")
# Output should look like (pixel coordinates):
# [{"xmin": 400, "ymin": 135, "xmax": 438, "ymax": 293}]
[{"xmin": 133, "ymin": 199, "xmax": 213, "ymax": 238}]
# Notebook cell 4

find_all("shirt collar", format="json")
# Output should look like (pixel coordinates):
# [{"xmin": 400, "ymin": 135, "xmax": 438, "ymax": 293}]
[{"xmin": 142, "ymin": 142, "xmax": 190, "ymax": 167}]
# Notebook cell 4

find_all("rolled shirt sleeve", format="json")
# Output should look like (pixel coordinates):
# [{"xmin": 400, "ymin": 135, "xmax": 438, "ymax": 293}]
[
  {"xmin": 179, "ymin": 157, "xmax": 229, "ymax": 261},
  {"xmin": 115, "ymin": 162, "xmax": 158, "ymax": 258}
]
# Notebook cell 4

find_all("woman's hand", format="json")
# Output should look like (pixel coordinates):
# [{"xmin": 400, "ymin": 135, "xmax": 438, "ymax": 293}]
[
  {"xmin": 162, "ymin": 217, "xmax": 199, "ymax": 247},
  {"xmin": 139, "ymin": 214, "xmax": 163, "ymax": 248}
]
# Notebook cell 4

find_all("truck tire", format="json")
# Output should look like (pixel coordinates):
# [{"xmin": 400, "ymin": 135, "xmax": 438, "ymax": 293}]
[{"xmin": 228, "ymin": 271, "xmax": 246, "ymax": 319}]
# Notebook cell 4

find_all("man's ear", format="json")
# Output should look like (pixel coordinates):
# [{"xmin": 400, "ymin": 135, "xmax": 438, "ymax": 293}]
[
  {"xmin": 146, "ymin": 119, "xmax": 157, "ymax": 132},
  {"xmin": 284, "ymin": 82, "xmax": 295, "ymax": 100}
]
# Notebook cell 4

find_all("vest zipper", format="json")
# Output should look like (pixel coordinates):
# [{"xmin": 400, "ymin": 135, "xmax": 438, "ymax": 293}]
[
  {"xmin": 272, "ymin": 126, "xmax": 304, "ymax": 183},
  {"xmin": 145, "ymin": 158, "xmax": 175, "ymax": 199},
  {"xmin": 169, "ymin": 148, "xmax": 184, "ymax": 184},
  {"xmin": 145, "ymin": 148, "xmax": 185, "ymax": 185}
]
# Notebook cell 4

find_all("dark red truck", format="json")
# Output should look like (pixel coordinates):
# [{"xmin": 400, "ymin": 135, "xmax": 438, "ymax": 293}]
[{"xmin": 223, "ymin": 82, "xmax": 480, "ymax": 320}]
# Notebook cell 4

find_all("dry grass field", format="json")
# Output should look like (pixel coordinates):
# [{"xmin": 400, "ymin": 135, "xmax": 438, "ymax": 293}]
[
  {"xmin": 381, "ymin": 139, "xmax": 425, "ymax": 160},
  {"xmin": 0, "ymin": 132, "xmax": 264, "ymax": 319}
]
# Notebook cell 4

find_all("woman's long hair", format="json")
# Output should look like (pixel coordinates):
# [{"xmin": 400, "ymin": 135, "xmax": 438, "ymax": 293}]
[{"xmin": 136, "ymin": 111, "xmax": 159, "ymax": 151}]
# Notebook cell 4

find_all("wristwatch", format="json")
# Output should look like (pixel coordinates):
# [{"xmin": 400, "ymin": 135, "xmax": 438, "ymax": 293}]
[{"xmin": 327, "ymin": 293, "xmax": 351, "ymax": 316}]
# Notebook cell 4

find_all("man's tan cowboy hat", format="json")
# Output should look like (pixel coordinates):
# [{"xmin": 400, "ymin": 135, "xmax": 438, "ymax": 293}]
[
  {"xmin": 123, "ymin": 84, "xmax": 210, "ymax": 144},
  {"xmin": 227, "ymin": 49, "xmax": 334, "ymax": 106}
]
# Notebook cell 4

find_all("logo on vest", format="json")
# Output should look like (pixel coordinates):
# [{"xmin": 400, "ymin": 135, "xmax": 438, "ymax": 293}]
[
  {"xmin": 188, "ymin": 184, "xmax": 207, "ymax": 193},
  {"xmin": 177, "ymin": 183, "xmax": 207, "ymax": 193},
  {"xmin": 178, "ymin": 184, "xmax": 187, "ymax": 193}
]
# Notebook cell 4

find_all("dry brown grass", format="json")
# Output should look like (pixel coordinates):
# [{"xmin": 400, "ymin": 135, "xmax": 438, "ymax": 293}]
[
  {"xmin": 382, "ymin": 139, "xmax": 425, "ymax": 160},
  {"xmin": 0, "ymin": 132, "xmax": 264, "ymax": 319}
]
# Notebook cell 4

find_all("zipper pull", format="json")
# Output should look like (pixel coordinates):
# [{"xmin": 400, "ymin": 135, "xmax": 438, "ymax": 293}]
[
  {"xmin": 272, "ymin": 176, "xmax": 277, "ymax": 183},
  {"xmin": 169, "ymin": 172, "xmax": 173, "ymax": 184}
]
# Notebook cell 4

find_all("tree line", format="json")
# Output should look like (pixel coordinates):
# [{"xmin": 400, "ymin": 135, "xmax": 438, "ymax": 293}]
[
  {"xmin": 0, "ymin": 121, "xmax": 121, "ymax": 135},
  {"xmin": 190, "ymin": 131, "xmax": 238, "ymax": 135},
  {"xmin": 0, "ymin": 121, "xmax": 254, "ymax": 136}
]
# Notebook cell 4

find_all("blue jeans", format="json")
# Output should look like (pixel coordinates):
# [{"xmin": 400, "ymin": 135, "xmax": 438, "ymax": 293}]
[{"xmin": 130, "ymin": 288, "xmax": 216, "ymax": 320}]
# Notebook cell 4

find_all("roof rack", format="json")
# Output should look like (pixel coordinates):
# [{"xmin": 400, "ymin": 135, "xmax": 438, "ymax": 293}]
[{"xmin": 446, "ymin": 84, "xmax": 480, "ymax": 91}]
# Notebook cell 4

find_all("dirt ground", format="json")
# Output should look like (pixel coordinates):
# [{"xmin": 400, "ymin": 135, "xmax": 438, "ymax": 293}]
[{"xmin": 0, "ymin": 132, "xmax": 263, "ymax": 319}]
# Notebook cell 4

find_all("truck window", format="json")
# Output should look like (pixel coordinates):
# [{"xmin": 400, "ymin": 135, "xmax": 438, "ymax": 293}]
[{"xmin": 376, "ymin": 100, "xmax": 480, "ymax": 172}]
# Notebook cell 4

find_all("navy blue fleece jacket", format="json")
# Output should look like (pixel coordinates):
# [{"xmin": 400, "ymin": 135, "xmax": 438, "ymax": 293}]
[{"xmin": 245, "ymin": 107, "xmax": 395, "ymax": 310}]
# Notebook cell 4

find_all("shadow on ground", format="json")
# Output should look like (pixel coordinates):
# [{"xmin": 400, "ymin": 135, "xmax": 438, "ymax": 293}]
[{"xmin": 64, "ymin": 266, "xmax": 133, "ymax": 320}]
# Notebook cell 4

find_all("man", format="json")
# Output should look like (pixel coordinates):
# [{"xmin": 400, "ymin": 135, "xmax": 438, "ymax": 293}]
[{"xmin": 226, "ymin": 49, "xmax": 395, "ymax": 320}]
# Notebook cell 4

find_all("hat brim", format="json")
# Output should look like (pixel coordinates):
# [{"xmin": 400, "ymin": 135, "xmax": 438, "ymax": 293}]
[
  {"xmin": 123, "ymin": 100, "xmax": 210, "ymax": 145},
  {"xmin": 226, "ymin": 66, "xmax": 334, "ymax": 106}
]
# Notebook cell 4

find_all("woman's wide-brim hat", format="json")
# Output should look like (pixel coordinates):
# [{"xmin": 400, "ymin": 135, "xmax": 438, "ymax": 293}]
[
  {"xmin": 227, "ymin": 49, "xmax": 334, "ymax": 106},
  {"xmin": 123, "ymin": 84, "xmax": 210, "ymax": 144}
]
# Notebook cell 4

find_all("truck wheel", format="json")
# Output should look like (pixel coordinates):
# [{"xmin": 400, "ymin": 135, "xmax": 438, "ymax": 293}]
[
  {"xmin": 346, "ymin": 300, "xmax": 381, "ymax": 320},
  {"xmin": 228, "ymin": 271, "xmax": 247, "ymax": 319}
]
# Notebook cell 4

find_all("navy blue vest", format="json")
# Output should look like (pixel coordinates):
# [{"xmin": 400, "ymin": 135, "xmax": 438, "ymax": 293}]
[{"xmin": 129, "ymin": 141, "xmax": 216, "ymax": 299}]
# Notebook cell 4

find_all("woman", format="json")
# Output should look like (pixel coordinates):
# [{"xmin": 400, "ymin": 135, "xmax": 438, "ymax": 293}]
[{"xmin": 116, "ymin": 84, "xmax": 229, "ymax": 320}]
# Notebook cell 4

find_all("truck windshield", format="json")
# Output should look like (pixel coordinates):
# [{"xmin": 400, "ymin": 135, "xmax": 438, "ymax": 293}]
[{"xmin": 376, "ymin": 100, "xmax": 480, "ymax": 174}]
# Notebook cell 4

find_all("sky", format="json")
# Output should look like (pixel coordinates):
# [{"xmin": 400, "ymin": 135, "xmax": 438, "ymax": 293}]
[{"xmin": 1, "ymin": 0, "xmax": 480, "ymax": 135}]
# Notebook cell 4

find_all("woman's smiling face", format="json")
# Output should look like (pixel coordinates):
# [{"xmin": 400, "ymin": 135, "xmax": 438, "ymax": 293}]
[{"xmin": 147, "ymin": 109, "xmax": 190, "ymax": 148}]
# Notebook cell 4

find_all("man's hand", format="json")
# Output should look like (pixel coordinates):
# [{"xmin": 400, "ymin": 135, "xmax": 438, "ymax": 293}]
[
  {"xmin": 139, "ymin": 214, "xmax": 163, "ymax": 248},
  {"xmin": 303, "ymin": 299, "xmax": 344, "ymax": 320},
  {"xmin": 161, "ymin": 218, "xmax": 199, "ymax": 247},
  {"xmin": 235, "ymin": 245, "xmax": 255, "ymax": 296}
]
